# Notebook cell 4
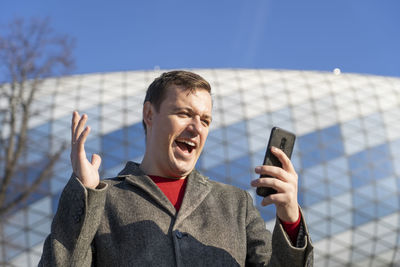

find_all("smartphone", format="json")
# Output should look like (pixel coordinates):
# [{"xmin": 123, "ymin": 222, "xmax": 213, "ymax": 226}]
[{"xmin": 256, "ymin": 127, "xmax": 296, "ymax": 197}]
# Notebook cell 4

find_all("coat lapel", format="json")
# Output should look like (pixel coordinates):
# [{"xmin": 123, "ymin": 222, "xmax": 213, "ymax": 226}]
[
  {"xmin": 174, "ymin": 169, "xmax": 212, "ymax": 226},
  {"xmin": 118, "ymin": 162, "xmax": 176, "ymax": 216},
  {"xmin": 116, "ymin": 162, "xmax": 213, "ymax": 222}
]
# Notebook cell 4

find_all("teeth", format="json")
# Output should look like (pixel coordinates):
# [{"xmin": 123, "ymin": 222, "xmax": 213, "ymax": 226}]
[{"xmin": 177, "ymin": 139, "xmax": 196, "ymax": 147}]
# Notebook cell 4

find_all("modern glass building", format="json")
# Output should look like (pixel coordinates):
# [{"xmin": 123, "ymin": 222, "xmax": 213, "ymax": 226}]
[{"xmin": 1, "ymin": 69, "xmax": 400, "ymax": 266}]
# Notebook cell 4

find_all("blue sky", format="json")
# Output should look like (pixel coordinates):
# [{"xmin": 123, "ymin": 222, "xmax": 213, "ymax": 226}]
[{"xmin": 1, "ymin": 0, "xmax": 400, "ymax": 77}]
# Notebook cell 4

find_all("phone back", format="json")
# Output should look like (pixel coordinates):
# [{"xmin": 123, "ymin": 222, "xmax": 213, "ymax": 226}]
[
  {"xmin": 257, "ymin": 127, "xmax": 296, "ymax": 197},
  {"xmin": 263, "ymin": 127, "xmax": 296, "ymax": 170}
]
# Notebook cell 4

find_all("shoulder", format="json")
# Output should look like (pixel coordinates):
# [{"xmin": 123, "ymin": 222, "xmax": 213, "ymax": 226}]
[
  {"xmin": 102, "ymin": 176, "xmax": 125, "ymax": 185},
  {"xmin": 209, "ymin": 179, "xmax": 245, "ymax": 194},
  {"xmin": 193, "ymin": 170, "xmax": 251, "ymax": 202},
  {"xmin": 100, "ymin": 161, "xmax": 144, "ymax": 187}
]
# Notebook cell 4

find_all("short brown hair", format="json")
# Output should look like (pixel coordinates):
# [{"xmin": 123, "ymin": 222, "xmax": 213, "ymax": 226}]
[{"xmin": 142, "ymin": 70, "xmax": 211, "ymax": 133}]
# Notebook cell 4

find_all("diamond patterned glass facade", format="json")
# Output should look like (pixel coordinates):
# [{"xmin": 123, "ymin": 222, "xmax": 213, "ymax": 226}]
[{"xmin": 1, "ymin": 69, "xmax": 400, "ymax": 266}]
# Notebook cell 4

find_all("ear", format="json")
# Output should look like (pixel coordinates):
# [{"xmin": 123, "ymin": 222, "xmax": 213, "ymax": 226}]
[{"xmin": 143, "ymin": 101, "xmax": 154, "ymax": 131}]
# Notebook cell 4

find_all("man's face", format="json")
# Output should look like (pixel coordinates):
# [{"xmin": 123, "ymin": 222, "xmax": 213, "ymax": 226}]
[{"xmin": 144, "ymin": 85, "xmax": 212, "ymax": 178}]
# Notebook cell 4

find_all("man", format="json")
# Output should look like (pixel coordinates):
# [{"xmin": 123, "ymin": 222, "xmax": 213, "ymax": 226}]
[{"xmin": 39, "ymin": 70, "xmax": 313, "ymax": 266}]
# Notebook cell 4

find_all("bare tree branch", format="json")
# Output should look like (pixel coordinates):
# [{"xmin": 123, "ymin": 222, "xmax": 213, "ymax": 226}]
[
  {"xmin": 0, "ymin": 142, "xmax": 67, "ymax": 216},
  {"xmin": 0, "ymin": 17, "xmax": 75, "ymax": 216}
]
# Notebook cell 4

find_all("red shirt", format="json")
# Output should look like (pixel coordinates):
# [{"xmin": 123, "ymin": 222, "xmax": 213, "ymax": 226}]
[
  {"xmin": 148, "ymin": 175, "xmax": 300, "ymax": 244},
  {"xmin": 280, "ymin": 212, "xmax": 301, "ymax": 245},
  {"xmin": 148, "ymin": 175, "xmax": 187, "ymax": 211}
]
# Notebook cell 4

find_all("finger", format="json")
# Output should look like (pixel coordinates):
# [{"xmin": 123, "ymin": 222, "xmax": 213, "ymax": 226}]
[
  {"xmin": 77, "ymin": 126, "xmax": 90, "ymax": 152},
  {"xmin": 74, "ymin": 114, "xmax": 88, "ymax": 142},
  {"xmin": 270, "ymin": 146, "xmax": 296, "ymax": 174},
  {"xmin": 262, "ymin": 191, "xmax": 297, "ymax": 206},
  {"xmin": 261, "ymin": 195, "xmax": 274, "ymax": 206},
  {"xmin": 71, "ymin": 111, "xmax": 81, "ymax": 144},
  {"xmin": 254, "ymin": 165, "xmax": 289, "ymax": 182},
  {"xmin": 91, "ymin": 154, "xmax": 102, "ymax": 170},
  {"xmin": 261, "ymin": 193, "xmax": 288, "ymax": 206},
  {"xmin": 251, "ymin": 177, "xmax": 287, "ymax": 192}
]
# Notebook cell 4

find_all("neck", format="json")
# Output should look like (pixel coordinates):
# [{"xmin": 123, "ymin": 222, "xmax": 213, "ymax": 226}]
[{"xmin": 139, "ymin": 154, "xmax": 187, "ymax": 180}]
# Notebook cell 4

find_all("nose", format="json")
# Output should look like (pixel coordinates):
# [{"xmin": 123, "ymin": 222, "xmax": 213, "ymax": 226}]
[{"xmin": 188, "ymin": 116, "xmax": 203, "ymax": 135}]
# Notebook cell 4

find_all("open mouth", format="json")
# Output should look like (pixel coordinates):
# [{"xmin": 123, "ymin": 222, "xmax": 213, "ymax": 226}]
[{"xmin": 175, "ymin": 139, "xmax": 196, "ymax": 154}]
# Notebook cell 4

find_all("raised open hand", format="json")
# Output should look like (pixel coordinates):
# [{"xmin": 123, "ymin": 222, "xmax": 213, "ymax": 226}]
[{"xmin": 70, "ymin": 111, "xmax": 101, "ymax": 189}]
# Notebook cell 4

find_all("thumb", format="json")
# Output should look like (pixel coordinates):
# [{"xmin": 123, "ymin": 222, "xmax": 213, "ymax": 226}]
[{"xmin": 91, "ymin": 154, "xmax": 102, "ymax": 169}]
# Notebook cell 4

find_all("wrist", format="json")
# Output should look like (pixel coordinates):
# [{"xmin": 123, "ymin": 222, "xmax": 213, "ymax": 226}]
[
  {"xmin": 277, "ymin": 204, "xmax": 300, "ymax": 223},
  {"xmin": 73, "ymin": 173, "xmax": 100, "ymax": 189},
  {"xmin": 280, "ymin": 210, "xmax": 301, "ymax": 245},
  {"xmin": 83, "ymin": 180, "xmax": 100, "ymax": 189}
]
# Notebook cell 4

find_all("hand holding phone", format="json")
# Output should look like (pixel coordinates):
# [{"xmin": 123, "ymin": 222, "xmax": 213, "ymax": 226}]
[{"xmin": 256, "ymin": 127, "xmax": 296, "ymax": 197}]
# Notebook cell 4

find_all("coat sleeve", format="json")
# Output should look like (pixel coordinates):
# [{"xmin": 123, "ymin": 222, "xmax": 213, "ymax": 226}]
[
  {"xmin": 38, "ymin": 176, "xmax": 108, "ymax": 267},
  {"xmin": 244, "ymin": 191, "xmax": 314, "ymax": 267}
]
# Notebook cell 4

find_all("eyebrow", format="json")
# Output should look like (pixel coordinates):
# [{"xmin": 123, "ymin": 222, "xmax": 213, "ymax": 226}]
[{"xmin": 173, "ymin": 107, "xmax": 212, "ymax": 122}]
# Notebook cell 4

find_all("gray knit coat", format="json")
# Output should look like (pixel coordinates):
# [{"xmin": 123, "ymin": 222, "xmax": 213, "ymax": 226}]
[{"xmin": 39, "ymin": 162, "xmax": 313, "ymax": 266}]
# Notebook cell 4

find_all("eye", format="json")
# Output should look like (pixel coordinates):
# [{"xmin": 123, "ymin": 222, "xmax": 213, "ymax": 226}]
[
  {"xmin": 178, "ymin": 112, "xmax": 190, "ymax": 117},
  {"xmin": 201, "ymin": 119, "xmax": 211, "ymax": 127}
]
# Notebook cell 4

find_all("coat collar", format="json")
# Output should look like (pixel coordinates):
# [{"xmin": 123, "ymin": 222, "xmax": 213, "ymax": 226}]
[
  {"xmin": 117, "ymin": 162, "xmax": 175, "ymax": 215},
  {"xmin": 117, "ymin": 162, "xmax": 212, "ymax": 222},
  {"xmin": 175, "ymin": 167, "xmax": 212, "ymax": 227}
]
